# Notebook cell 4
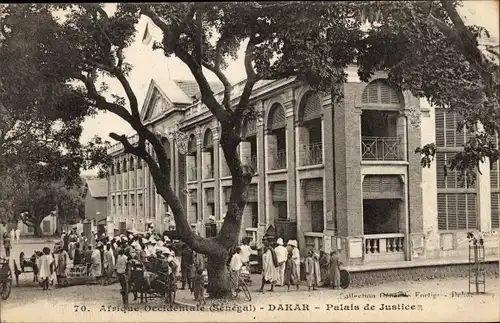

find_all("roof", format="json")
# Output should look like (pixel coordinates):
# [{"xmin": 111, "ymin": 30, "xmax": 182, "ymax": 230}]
[
  {"xmin": 173, "ymin": 80, "xmax": 224, "ymax": 100},
  {"xmin": 85, "ymin": 178, "xmax": 108, "ymax": 198},
  {"xmin": 152, "ymin": 77, "xmax": 192, "ymax": 104}
]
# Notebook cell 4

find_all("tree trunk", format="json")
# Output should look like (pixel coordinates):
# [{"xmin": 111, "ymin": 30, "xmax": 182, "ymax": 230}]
[
  {"xmin": 206, "ymin": 252, "xmax": 230, "ymax": 298},
  {"xmin": 33, "ymin": 224, "xmax": 42, "ymax": 237}
]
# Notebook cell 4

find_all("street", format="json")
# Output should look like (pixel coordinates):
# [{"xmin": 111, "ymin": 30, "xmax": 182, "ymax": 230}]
[{"xmin": 1, "ymin": 240, "xmax": 499, "ymax": 322}]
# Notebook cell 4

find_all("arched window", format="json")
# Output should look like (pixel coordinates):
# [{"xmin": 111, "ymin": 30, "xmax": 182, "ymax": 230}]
[
  {"xmin": 203, "ymin": 129, "xmax": 214, "ymax": 179},
  {"xmin": 361, "ymin": 79, "xmax": 401, "ymax": 108},
  {"xmin": 267, "ymin": 103, "xmax": 287, "ymax": 170},
  {"xmin": 187, "ymin": 134, "xmax": 197, "ymax": 181},
  {"xmin": 122, "ymin": 158, "xmax": 127, "ymax": 173},
  {"xmin": 187, "ymin": 134, "xmax": 197, "ymax": 155},
  {"xmin": 360, "ymin": 79, "xmax": 405, "ymax": 161},
  {"xmin": 116, "ymin": 161, "xmax": 121, "ymax": 174},
  {"xmin": 298, "ymin": 91, "xmax": 323, "ymax": 166},
  {"xmin": 110, "ymin": 164, "xmax": 115, "ymax": 175},
  {"xmin": 267, "ymin": 103, "xmax": 286, "ymax": 131},
  {"xmin": 298, "ymin": 91, "xmax": 322, "ymax": 125}
]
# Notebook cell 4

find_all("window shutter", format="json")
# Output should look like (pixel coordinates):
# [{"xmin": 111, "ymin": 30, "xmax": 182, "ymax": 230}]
[
  {"xmin": 445, "ymin": 112, "xmax": 456, "ymax": 147},
  {"xmin": 435, "ymin": 109, "xmax": 445, "ymax": 147},
  {"xmin": 466, "ymin": 194, "xmax": 477, "ymax": 230},
  {"xmin": 437, "ymin": 194, "xmax": 447, "ymax": 230},
  {"xmin": 268, "ymin": 103, "xmax": 286, "ymax": 130},
  {"xmin": 272, "ymin": 182, "xmax": 287, "ymax": 202},
  {"xmin": 305, "ymin": 179, "xmax": 323, "ymax": 201},
  {"xmin": 491, "ymin": 160, "xmax": 499, "ymax": 189},
  {"xmin": 363, "ymin": 175, "xmax": 403, "ymax": 199},
  {"xmin": 447, "ymin": 194, "xmax": 457, "ymax": 230},
  {"xmin": 206, "ymin": 188, "xmax": 214, "ymax": 204},
  {"xmin": 300, "ymin": 92, "xmax": 322, "ymax": 123},
  {"xmin": 436, "ymin": 153, "xmax": 446, "ymax": 189},
  {"xmin": 491, "ymin": 192, "xmax": 499, "ymax": 229},
  {"xmin": 310, "ymin": 201, "xmax": 324, "ymax": 232},
  {"xmin": 246, "ymin": 184, "xmax": 258, "ymax": 202},
  {"xmin": 361, "ymin": 80, "xmax": 400, "ymax": 106}
]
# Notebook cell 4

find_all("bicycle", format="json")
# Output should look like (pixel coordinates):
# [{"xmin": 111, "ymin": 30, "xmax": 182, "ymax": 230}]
[{"xmin": 228, "ymin": 267, "xmax": 251, "ymax": 302}]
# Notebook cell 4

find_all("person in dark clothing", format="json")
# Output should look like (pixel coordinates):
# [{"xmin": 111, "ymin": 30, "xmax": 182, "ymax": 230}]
[
  {"xmin": 73, "ymin": 242, "xmax": 82, "ymax": 265},
  {"xmin": 181, "ymin": 245, "xmax": 194, "ymax": 290},
  {"xmin": 63, "ymin": 233, "xmax": 70, "ymax": 252},
  {"xmin": 85, "ymin": 246, "xmax": 93, "ymax": 274}
]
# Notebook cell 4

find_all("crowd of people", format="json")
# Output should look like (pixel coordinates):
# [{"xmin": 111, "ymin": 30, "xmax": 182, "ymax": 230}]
[
  {"xmin": 35, "ymin": 227, "xmax": 208, "ymax": 303},
  {"xmin": 229, "ymin": 236, "xmax": 342, "ymax": 293}
]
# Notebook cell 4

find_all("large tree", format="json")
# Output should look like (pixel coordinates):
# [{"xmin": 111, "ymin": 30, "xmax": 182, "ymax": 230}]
[{"xmin": 0, "ymin": 1, "xmax": 497, "ymax": 296}]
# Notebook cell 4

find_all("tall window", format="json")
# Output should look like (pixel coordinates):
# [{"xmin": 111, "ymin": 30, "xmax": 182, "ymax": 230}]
[
  {"xmin": 138, "ymin": 193, "xmax": 143, "ymax": 207},
  {"xmin": 435, "ymin": 109, "xmax": 477, "ymax": 230},
  {"xmin": 124, "ymin": 194, "xmax": 128, "ymax": 207}
]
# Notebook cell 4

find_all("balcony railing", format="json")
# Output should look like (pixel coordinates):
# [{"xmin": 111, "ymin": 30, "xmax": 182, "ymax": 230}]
[
  {"xmin": 361, "ymin": 137, "xmax": 403, "ymax": 161},
  {"xmin": 364, "ymin": 233, "xmax": 405, "ymax": 254},
  {"xmin": 188, "ymin": 167, "xmax": 197, "ymax": 181},
  {"xmin": 300, "ymin": 143, "xmax": 323, "ymax": 166},
  {"xmin": 271, "ymin": 149, "xmax": 287, "ymax": 170},
  {"xmin": 204, "ymin": 164, "xmax": 214, "ymax": 179}
]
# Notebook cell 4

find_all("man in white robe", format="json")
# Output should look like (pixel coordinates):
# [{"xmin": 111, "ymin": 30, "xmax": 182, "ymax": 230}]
[{"xmin": 274, "ymin": 238, "xmax": 288, "ymax": 286}]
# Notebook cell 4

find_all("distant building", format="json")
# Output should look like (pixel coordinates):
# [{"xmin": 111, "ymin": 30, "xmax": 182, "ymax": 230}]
[{"xmin": 84, "ymin": 178, "xmax": 108, "ymax": 231}]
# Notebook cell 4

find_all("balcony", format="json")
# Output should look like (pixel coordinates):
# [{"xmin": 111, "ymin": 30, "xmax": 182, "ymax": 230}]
[
  {"xmin": 270, "ymin": 149, "xmax": 287, "ymax": 170},
  {"xmin": 364, "ymin": 233, "xmax": 405, "ymax": 262},
  {"xmin": 361, "ymin": 137, "xmax": 403, "ymax": 161},
  {"xmin": 300, "ymin": 143, "xmax": 323, "ymax": 166},
  {"xmin": 204, "ymin": 164, "xmax": 214, "ymax": 179},
  {"xmin": 188, "ymin": 167, "xmax": 197, "ymax": 182}
]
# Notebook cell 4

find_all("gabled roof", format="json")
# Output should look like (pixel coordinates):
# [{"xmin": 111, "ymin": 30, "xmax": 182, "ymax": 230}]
[
  {"xmin": 174, "ymin": 80, "xmax": 224, "ymax": 100},
  {"xmin": 85, "ymin": 178, "xmax": 108, "ymax": 198}
]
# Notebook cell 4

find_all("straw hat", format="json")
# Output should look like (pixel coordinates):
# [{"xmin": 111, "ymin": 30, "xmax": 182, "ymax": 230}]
[
  {"xmin": 276, "ymin": 238, "xmax": 284, "ymax": 245},
  {"xmin": 287, "ymin": 240, "xmax": 298, "ymax": 248}
]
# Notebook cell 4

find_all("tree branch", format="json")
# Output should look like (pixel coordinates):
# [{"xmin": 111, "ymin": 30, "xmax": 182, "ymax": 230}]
[
  {"xmin": 231, "ymin": 38, "xmax": 260, "ymax": 129},
  {"xmin": 432, "ymin": 1, "xmax": 497, "ymax": 97},
  {"xmin": 175, "ymin": 48, "xmax": 231, "ymax": 123},
  {"xmin": 201, "ymin": 60, "xmax": 232, "ymax": 111}
]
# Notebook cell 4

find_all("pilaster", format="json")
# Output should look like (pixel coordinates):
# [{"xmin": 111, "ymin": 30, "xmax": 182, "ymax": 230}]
[
  {"xmin": 257, "ymin": 101, "xmax": 266, "ymax": 243},
  {"xmin": 213, "ymin": 126, "xmax": 221, "ymax": 223}
]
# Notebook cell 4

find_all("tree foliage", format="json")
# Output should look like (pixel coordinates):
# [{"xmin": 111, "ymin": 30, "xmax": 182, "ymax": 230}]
[{"xmin": 0, "ymin": 1, "xmax": 498, "ymax": 294}]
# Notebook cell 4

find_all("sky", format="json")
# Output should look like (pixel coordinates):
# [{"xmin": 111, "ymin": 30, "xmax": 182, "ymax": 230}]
[{"xmin": 79, "ymin": 1, "xmax": 499, "ymax": 174}]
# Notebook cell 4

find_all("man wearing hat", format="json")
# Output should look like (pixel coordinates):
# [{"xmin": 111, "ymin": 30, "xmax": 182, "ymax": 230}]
[
  {"xmin": 287, "ymin": 240, "xmax": 300, "ymax": 280},
  {"xmin": 274, "ymin": 238, "xmax": 288, "ymax": 286}
]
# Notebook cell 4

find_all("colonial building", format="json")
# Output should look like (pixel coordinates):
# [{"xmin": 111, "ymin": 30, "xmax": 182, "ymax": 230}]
[{"xmin": 107, "ymin": 67, "xmax": 499, "ymax": 266}]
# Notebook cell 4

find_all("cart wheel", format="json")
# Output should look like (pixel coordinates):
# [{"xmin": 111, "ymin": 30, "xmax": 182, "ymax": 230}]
[
  {"xmin": 340, "ymin": 269, "xmax": 350, "ymax": 289},
  {"xmin": 1, "ymin": 268, "xmax": 12, "ymax": 300}
]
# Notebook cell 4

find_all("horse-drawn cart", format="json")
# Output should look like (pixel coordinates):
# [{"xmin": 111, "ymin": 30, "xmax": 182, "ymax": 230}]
[
  {"xmin": 0, "ymin": 257, "xmax": 13, "ymax": 300},
  {"xmin": 125, "ymin": 258, "xmax": 177, "ymax": 306}
]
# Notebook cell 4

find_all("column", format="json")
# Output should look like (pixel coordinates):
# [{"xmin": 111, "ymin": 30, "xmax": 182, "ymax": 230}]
[
  {"xmin": 322, "ymin": 94, "xmax": 335, "ymax": 232},
  {"xmin": 477, "ymin": 142, "xmax": 492, "ymax": 232},
  {"xmin": 196, "ymin": 128, "xmax": 203, "ymax": 230},
  {"xmin": 334, "ymin": 83, "xmax": 363, "ymax": 265},
  {"xmin": 213, "ymin": 126, "xmax": 221, "ymax": 223},
  {"xmin": 257, "ymin": 102, "xmax": 266, "ymax": 244},
  {"xmin": 284, "ymin": 96, "xmax": 297, "ymax": 221}
]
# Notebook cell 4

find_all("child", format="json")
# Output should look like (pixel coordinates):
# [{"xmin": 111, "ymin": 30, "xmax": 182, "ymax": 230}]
[
  {"xmin": 192, "ymin": 268, "xmax": 206, "ymax": 305},
  {"xmin": 283, "ymin": 252, "xmax": 299, "ymax": 291},
  {"xmin": 38, "ymin": 247, "xmax": 54, "ymax": 290},
  {"xmin": 329, "ymin": 250, "xmax": 342, "ymax": 290},
  {"xmin": 229, "ymin": 247, "xmax": 243, "ymax": 290},
  {"xmin": 304, "ymin": 249, "xmax": 320, "ymax": 291}
]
